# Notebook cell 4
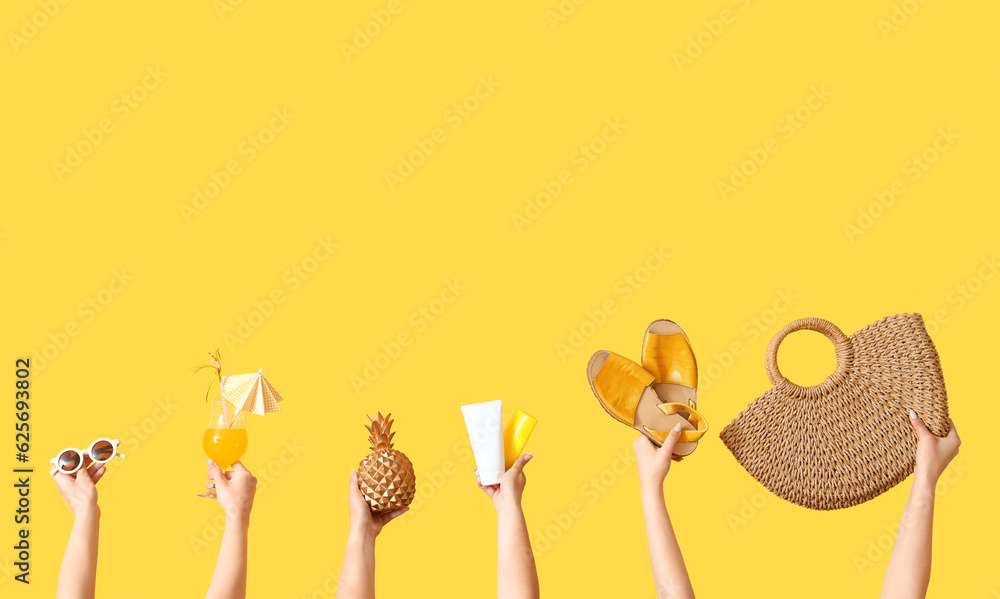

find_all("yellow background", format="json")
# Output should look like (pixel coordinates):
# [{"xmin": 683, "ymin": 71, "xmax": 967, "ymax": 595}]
[{"xmin": 2, "ymin": 0, "xmax": 998, "ymax": 597}]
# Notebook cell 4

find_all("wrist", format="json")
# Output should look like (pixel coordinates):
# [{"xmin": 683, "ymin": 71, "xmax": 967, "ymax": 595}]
[
  {"xmin": 640, "ymin": 482, "xmax": 665, "ymax": 505},
  {"xmin": 73, "ymin": 503, "xmax": 100, "ymax": 521},
  {"xmin": 496, "ymin": 506, "xmax": 526, "ymax": 534},
  {"xmin": 349, "ymin": 520, "xmax": 378, "ymax": 542},
  {"xmin": 495, "ymin": 497, "xmax": 523, "ymax": 518},
  {"xmin": 911, "ymin": 471, "xmax": 938, "ymax": 495},
  {"xmin": 348, "ymin": 524, "xmax": 378, "ymax": 552},
  {"xmin": 225, "ymin": 507, "xmax": 251, "ymax": 528},
  {"xmin": 496, "ymin": 502, "xmax": 523, "ymax": 519}
]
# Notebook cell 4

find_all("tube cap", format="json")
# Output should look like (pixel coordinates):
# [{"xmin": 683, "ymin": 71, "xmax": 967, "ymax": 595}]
[{"xmin": 478, "ymin": 468, "xmax": 503, "ymax": 486}]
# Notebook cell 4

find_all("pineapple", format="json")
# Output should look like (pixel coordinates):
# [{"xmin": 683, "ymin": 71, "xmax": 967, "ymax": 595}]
[{"xmin": 358, "ymin": 412, "xmax": 416, "ymax": 513}]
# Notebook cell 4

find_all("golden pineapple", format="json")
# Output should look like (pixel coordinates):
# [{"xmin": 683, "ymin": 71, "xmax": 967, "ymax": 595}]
[{"xmin": 358, "ymin": 412, "xmax": 416, "ymax": 513}]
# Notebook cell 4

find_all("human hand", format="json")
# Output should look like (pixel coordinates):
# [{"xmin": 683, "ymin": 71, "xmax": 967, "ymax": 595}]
[
  {"xmin": 633, "ymin": 424, "xmax": 683, "ymax": 496},
  {"xmin": 207, "ymin": 460, "xmax": 257, "ymax": 523},
  {"xmin": 51, "ymin": 458, "xmax": 105, "ymax": 518},
  {"xmin": 347, "ymin": 469, "xmax": 408, "ymax": 540},
  {"xmin": 909, "ymin": 413, "xmax": 960, "ymax": 483},
  {"xmin": 476, "ymin": 453, "xmax": 532, "ymax": 515}
]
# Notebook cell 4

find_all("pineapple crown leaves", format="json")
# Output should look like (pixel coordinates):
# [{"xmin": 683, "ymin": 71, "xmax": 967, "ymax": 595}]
[{"xmin": 365, "ymin": 412, "xmax": 397, "ymax": 452}]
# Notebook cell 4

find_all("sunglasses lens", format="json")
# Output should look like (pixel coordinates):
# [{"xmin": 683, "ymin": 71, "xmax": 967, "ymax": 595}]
[
  {"xmin": 58, "ymin": 451, "xmax": 81, "ymax": 472},
  {"xmin": 91, "ymin": 440, "xmax": 114, "ymax": 462}
]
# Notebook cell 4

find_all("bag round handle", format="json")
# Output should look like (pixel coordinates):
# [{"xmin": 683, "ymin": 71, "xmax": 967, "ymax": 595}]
[{"xmin": 765, "ymin": 318, "xmax": 853, "ymax": 391}]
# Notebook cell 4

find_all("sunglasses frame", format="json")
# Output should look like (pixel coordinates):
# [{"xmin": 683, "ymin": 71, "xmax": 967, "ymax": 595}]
[{"xmin": 50, "ymin": 438, "xmax": 127, "ymax": 474}]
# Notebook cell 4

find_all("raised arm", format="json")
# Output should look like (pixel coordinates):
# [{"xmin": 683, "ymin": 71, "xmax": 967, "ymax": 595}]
[
  {"xmin": 634, "ymin": 425, "xmax": 696, "ymax": 599},
  {"xmin": 53, "ymin": 460, "xmax": 106, "ymax": 599},
  {"xmin": 476, "ymin": 453, "xmax": 539, "ymax": 599},
  {"xmin": 335, "ymin": 470, "xmax": 408, "ymax": 599},
  {"xmin": 205, "ymin": 460, "xmax": 257, "ymax": 599},
  {"xmin": 880, "ymin": 413, "xmax": 961, "ymax": 599}
]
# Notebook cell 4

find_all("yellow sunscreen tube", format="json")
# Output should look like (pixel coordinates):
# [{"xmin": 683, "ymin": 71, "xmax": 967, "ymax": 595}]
[{"xmin": 503, "ymin": 409, "xmax": 537, "ymax": 470}]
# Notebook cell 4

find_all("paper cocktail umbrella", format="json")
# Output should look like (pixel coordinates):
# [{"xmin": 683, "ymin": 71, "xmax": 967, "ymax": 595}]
[
  {"xmin": 221, "ymin": 369, "xmax": 284, "ymax": 416},
  {"xmin": 194, "ymin": 350, "xmax": 284, "ymax": 428}
]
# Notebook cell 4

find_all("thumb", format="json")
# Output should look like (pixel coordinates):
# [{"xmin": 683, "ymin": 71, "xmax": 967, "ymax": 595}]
[
  {"xmin": 75, "ymin": 467, "xmax": 96, "ymax": 490},
  {"xmin": 659, "ymin": 423, "xmax": 683, "ymax": 456},
  {"xmin": 507, "ymin": 453, "xmax": 533, "ymax": 478},
  {"xmin": 230, "ymin": 461, "xmax": 250, "ymax": 475},
  {"xmin": 207, "ymin": 459, "xmax": 229, "ymax": 488},
  {"xmin": 381, "ymin": 506, "xmax": 409, "ymax": 526},
  {"xmin": 909, "ymin": 410, "xmax": 932, "ymax": 441}
]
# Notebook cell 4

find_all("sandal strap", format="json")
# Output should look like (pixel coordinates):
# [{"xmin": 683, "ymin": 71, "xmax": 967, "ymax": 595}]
[
  {"xmin": 642, "ymin": 403, "xmax": 709, "ymax": 444},
  {"xmin": 643, "ymin": 330, "xmax": 698, "ymax": 389},
  {"xmin": 593, "ymin": 352, "xmax": 656, "ymax": 425}
]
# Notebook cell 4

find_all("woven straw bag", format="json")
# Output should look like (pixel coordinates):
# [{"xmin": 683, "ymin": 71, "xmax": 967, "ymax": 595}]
[{"xmin": 720, "ymin": 314, "xmax": 950, "ymax": 510}]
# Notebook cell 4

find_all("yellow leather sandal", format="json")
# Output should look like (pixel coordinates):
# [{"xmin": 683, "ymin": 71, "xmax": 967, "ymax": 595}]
[
  {"xmin": 587, "ymin": 350, "xmax": 708, "ymax": 457},
  {"xmin": 641, "ymin": 320, "xmax": 698, "ymax": 409}
]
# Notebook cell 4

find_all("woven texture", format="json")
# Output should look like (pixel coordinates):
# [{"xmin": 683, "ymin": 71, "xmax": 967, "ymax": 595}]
[{"xmin": 720, "ymin": 314, "xmax": 949, "ymax": 511}]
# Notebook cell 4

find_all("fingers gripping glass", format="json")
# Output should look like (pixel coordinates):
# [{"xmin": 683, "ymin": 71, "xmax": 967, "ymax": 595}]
[{"xmin": 50, "ymin": 438, "xmax": 126, "ymax": 474}]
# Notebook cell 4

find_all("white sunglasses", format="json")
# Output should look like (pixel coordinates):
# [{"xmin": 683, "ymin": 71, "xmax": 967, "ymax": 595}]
[{"xmin": 50, "ymin": 438, "xmax": 127, "ymax": 474}]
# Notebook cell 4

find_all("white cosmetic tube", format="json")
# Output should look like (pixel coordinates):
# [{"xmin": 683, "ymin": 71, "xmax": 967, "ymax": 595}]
[{"xmin": 461, "ymin": 400, "xmax": 505, "ymax": 485}]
